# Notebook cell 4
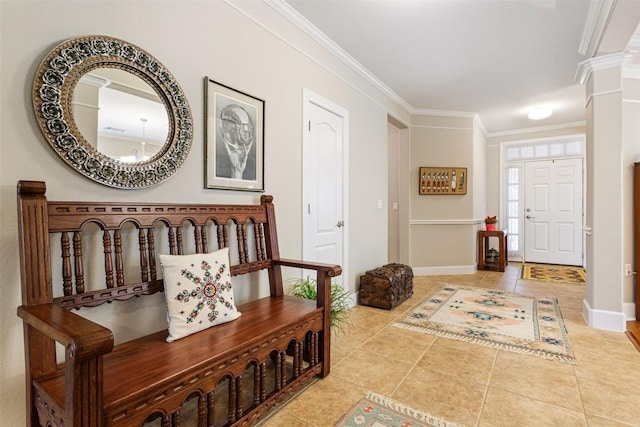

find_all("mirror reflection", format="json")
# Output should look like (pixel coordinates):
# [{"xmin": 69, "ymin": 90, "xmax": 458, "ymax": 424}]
[{"xmin": 72, "ymin": 68, "xmax": 169, "ymax": 163}]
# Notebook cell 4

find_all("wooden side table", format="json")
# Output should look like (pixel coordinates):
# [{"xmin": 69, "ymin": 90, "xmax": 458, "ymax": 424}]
[{"xmin": 477, "ymin": 229, "xmax": 508, "ymax": 272}]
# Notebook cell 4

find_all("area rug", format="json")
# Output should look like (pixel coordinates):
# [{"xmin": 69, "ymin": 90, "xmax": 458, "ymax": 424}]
[
  {"xmin": 335, "ymin": 391, "xmax": 460, "ymax": 427},
  {"xmin": 393, "ymin": 285, "xmax": 577, "ymax": 364},
  {"xmin": 521, "ymin": 263, "xmax": 586, "ymax": 285}
]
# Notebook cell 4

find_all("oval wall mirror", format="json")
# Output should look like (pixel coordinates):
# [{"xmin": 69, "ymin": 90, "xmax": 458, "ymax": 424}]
[{"xmin": 32, "ymin": 35, "xmax": 193, "ymax": 189}]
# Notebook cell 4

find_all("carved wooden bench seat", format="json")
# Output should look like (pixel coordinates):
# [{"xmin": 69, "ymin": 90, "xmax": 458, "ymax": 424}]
[{"xmin": 16, "ymin": 181, "xmax": 341, "ymax": 427}]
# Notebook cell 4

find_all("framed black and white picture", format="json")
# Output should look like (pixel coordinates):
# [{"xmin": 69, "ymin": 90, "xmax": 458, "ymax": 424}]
[{"xmin": 205, "ymin": 78, "xmax": 264, "ymax": 191}]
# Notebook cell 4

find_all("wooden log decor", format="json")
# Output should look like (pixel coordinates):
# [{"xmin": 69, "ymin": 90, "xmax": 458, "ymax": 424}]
[{"xmin": 358, "ymin": 263, "xmax": 414, "ymax": 310}]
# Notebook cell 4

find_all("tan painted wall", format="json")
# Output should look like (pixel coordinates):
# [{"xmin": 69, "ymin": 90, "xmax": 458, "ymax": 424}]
[
  {"xmin": 409, "ymin": 115, "xmax": 480, "ymax": 270},
  {"xmin": 0, "ymin": 1, "xmax": 410, "ymax": 423}
]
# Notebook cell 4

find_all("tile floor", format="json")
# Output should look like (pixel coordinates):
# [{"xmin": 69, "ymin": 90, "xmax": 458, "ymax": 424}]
[{"xmin": 260, "ymin": 263, "xmax": 640, "ymax": 427}]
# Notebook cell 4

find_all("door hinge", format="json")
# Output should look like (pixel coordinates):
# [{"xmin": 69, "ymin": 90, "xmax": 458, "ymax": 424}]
[{"xmin": 308, "ymin": 121, "xmax": 311, "ymax": 131}]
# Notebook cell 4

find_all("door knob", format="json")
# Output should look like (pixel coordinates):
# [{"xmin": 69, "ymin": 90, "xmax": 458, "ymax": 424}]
[
  {"xmin": 336, "ymin": 220, "xmax": 344, "ymax": 227},
  {"xmin": 526, "ymin": 215, "xmax": 535, "ymax": 219}
]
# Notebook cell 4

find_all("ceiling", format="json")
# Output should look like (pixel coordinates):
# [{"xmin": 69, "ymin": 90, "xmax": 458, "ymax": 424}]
[{"xmin": 285, "ymin": 0, "xmax": 600, "ymax": 134}]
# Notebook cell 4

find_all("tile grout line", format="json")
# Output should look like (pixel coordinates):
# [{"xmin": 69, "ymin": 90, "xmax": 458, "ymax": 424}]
[
  {"xmin": 475, "ymin": 350, "xmax": 501, "ymax": 427},
  {"xmin": 388, "ymin": 335, "xmax": 437, "ymax": 398}
]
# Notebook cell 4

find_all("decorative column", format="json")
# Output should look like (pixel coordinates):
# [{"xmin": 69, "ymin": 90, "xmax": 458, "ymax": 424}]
[{"xmin": 576, "ymin": 53, "xmax": 627, "ymax": 331}]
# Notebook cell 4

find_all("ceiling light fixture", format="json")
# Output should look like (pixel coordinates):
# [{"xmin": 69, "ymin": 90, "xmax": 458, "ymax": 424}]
[{"xmin": 527, "ymin": 105, "xmax": 553, "ymax": 120}]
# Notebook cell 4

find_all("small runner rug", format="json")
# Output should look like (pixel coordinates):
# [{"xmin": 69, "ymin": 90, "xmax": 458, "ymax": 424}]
[
  {"xmin": 335, "ymin": 391, "xmax": 461, "ymax": 427},
  {"xmin": 393, "ymin": 285, "xmax": 577, "ymax": 364},
  {"xmin": 521, "ymin": 263, "xmax": 586, "ymax": 285}
]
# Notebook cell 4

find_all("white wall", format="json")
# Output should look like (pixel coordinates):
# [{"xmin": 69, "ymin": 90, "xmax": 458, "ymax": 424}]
[
  {"xmin": 0, "ymin": 2, "xmax": 409, "ymax": 424},
  {"xmin": 622, "ymin": 77, "xmax": 640, "ymax": 312}
]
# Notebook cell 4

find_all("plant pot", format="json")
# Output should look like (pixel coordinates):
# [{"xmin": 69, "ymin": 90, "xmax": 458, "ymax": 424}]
[{"xmin": 486, "ymin": 223, "xmax": 497, "ymax": 231}]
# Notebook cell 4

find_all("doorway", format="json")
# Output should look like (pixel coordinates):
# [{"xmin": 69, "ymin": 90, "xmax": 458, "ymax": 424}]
[
  {"xmin": 302, "ymin": 89, "xmax": 348, "ymax": 286},
  {"xmin": 524, "ymin": 158, "xmax": 583, "ymax": 266},
  {"xmin": 501, "ymin": 135, "xmax": 585, "ymax": 265}
]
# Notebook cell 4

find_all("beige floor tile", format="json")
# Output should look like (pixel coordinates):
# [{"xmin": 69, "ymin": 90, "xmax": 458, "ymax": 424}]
[
  {"xmin": 585, "ymin": 414, "xmax": 638, "ymax": 427},
  {"xmin": 570, "ymin": 330, "xmax": 639, "ymax": 360},
  {"xmin": 359, "ymin": 324, "xmax": 435, "ymax": 364},
  {"xmin": 331, "ymin": 348, "xmax": 414, "ymax": 395},
  {"xmin": 272, "ymin": 375, "xmax": 365, "ymax": 427},
  {"xmin": 560, "ymin": 306, "xmax": 586, "ymax": 325},
  {"xmin": 258, "ymin": 410, "xmax": 311, "ymax": 427},
  {"xmin": 573, "ymin": 343, "xmax": 640, "ymax": 383},
  {"xmin": 480, "ymin": 386, "xmax": 586, "ymax": 427},
  {"xmin": 495, "ymin": 347, "xmax": 576, "ymax": 375},
  {"xmin": 515, "ymin": 280, "xmax": 557, "ymax": 296},
  {"xmin": 578, "ymin": 376, "xmax": 640, "ymax": 425},
  {"xmin": 417, "ymin": 337, "xmax": 497, "ymax": 385},
  {"xmin": 553, "ymin": 285, "xmax": 586, "ymax": 310},
  {"xmin": 491, "ymin": 351, "xmax": 583, "ymax": 412},
  {"xmin": 393, "ymin": 365, "xmax": 486, "ymax": 426}
]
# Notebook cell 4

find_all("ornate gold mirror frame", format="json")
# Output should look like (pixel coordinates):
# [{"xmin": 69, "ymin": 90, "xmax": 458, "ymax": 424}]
[{"xmin": 32, "ymin": 35, "xmax": 193, "ymax": 188}]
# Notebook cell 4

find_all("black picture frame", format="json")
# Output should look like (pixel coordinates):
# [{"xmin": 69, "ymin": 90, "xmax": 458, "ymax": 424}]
[{"xmin": 205, "ymin": 78, "xmax": 264, "ymax": 191}]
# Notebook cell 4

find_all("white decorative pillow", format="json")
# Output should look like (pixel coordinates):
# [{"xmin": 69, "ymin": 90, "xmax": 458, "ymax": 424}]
[{"xmin": 160, "ymin": 248, "xmax": 241, "ymax": 342}]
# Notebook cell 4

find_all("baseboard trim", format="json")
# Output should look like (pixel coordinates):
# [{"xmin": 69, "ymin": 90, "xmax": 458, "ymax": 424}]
[
  {"xmin": 623, "ymin": 302, "xmax": 636, "ymax": 321},
  {"xmin": 413, "ymin": 265, "xmax": 477, "ymax": 276},
  {"xmin": 582, "ymin": 299, "xmax": 627, "ymax": 332}
]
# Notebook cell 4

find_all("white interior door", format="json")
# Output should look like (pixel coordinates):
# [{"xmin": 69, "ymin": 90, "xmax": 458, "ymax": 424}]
[
  {"xmin": 302, "ymin": 90, "xmax": 347, "ymax": 286},
  {"xmin": 524, "ymin": 158, "xmax": 583, "ymax": 266}
]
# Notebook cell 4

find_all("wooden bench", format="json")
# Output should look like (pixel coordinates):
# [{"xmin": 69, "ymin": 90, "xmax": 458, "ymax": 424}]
[{"xmin": 16, "ymin": 180, "xmax": 341, "ymax": 427}]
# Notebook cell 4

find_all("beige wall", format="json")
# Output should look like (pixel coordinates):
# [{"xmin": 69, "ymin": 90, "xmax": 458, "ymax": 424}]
[
  {"xmin": 409, "ymin": 114, "xmax": 482, "ymax": 272},
  {"xmin": 0, "ymin": 2, "xmax": 410, "ymax": 424}
]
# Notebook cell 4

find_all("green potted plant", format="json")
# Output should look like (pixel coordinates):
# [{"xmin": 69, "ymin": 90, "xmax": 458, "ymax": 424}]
[
  {"xmin": 485, "ymin": 215, "xmax": 497, "ymax": 231},
  {"xmin": 287, "ymin": 275, "xmax": 352, "ymax": 335}
]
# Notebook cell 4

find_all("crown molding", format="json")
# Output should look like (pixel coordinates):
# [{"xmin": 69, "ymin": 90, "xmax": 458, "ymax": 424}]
[
  {"xmin": 578, "ymin": 0, "xmax": 616, "ymax": 57},
  {"xmin": 623, "ymin": 64, "xmax": 640, "ymax": 80},
  {"xmin": 474, "ymin": 114, "xmax": 488, "ymax": 138},
  {"xmin": 628, "ymin": 34, "xmax": 640, "ymax": 49},
  {"xmin": 487, "ymin": 121, "xmax": 587, "ymax": 138},
  {"xmin": 265, "ymin": 0, "xmax": 413, "ymax": 113},
  {"xmin": 411, "ymin": 108, "xmax": 476, "ymax": 119},
  {"xmin": 575, "ymin": 52, "xmax": 626, "ymax": 85}
]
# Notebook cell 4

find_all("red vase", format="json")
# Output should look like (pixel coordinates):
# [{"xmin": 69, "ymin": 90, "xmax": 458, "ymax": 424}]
[{"xmin": 486, "ymin": 223, "xmax": 496, "ymax": 231}]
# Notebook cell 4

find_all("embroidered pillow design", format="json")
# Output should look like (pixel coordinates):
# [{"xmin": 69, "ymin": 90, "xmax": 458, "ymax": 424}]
[{"xmin": 160, "ymin": 248, "xmax": 241, "ymax": 342}]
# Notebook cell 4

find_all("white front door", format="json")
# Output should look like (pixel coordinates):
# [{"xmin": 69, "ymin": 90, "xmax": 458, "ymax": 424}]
[
  {"xmin": 302, "ymin": 89, "xmax": 348, "ymax": 286},
  {"xmin": 524, "ymin": 158, "xmax": 583, "ymax": 266}
]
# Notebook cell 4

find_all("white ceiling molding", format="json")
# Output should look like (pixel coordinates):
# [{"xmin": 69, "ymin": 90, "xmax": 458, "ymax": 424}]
[
  {"xmin": 487, "ymin": 121, "xmax": 587, "ymax": 139},
  {"xmin": 474, "ymin": 114, "xmax": 488, "ymax": 138},
  {"xmin": 411, "ymin": 108, "xmax": 477, "ymax": 119},
  {"xmin": 628, "ymin": 34, "xmax": 640, "ymax": 49},
  {"xmin": 622, "ymin": 64, "xmax": 640, "ymax": 79},
  {"xmin": 578, "ymin": 0, "xmax": 616, "ymax": 58},
  {"xmin": 575, "ymin": 51, "xmax": 626, "ymax": 85},
  {"xmin": 79, "ymin": 73, "xmax": 109, "ymax": 88},
  {"xmin": 265, "ymin": 0, "xmax": 413, "ymax": 113}
]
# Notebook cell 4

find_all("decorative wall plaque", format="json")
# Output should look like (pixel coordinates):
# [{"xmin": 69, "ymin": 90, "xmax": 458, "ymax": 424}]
[{"xmin": 419, "ymin": 167, "xmax": 467, "ymax": 195}]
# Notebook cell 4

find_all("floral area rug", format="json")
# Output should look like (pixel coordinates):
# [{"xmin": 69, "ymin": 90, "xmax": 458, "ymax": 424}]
[
  {"xmin": 521, "ymin": 263, "xmax": 586, "ymax": 285},
  {"xmin": 393, "ymin": 285, "xmax": 577, "ymax": 364},
  {"xmin": 335, "ymin": 391, "xmax": 460, "ymax": 427}
]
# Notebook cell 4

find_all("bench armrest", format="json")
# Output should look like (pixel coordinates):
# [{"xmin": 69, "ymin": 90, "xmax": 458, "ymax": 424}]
[
  {"xmin": 17, "ymin": 303, "xmax": 114, "ymax": 361},
  {"xmin": 274, "ymin": 258, "xmax": 342, "ymax": 277}
]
